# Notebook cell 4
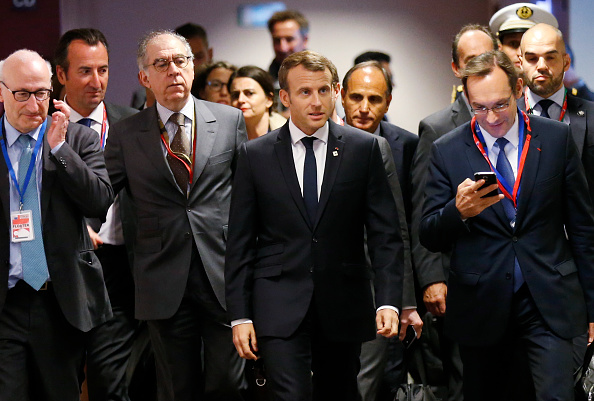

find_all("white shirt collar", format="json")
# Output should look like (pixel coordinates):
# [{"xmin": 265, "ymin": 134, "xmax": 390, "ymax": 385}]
[
  {"xmin": 288, "ymin": 119, "xmax": 329, "ymax": 145},
  {"xmin": 479, "ymin": 113, "xmax": 519, "ymax": 154},
  {"xmin": 68, "ymin": 100, "xmax": 105, "ymax": 124},
  {"xmin": 526, "ymin": 86, "xmax": 565, "ymax": 109},
  {"xmin": 156, "ymin": 97, "xmax": 194, "ymax": 124}
]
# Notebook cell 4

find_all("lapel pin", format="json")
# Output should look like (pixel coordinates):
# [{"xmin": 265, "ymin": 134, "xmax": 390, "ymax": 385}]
[
  {"xmin": 578, "ymin": 110, "xmax": 585, "ymax": 117},
  {"xmin": 333, "ymin": 147, "xmax": 339, "ymax": 157}
]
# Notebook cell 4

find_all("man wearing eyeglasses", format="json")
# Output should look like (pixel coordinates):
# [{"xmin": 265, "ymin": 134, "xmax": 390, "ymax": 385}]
[
  {"xmin": 105, "ymin": 30, "xmax": 247, "ymax": 401},
  {"xmin": 419, "ymin": 50, "xmax": 594, "ymax": 400},
  {"xmin": 0, "ymin": 49, "xmax": 113, "ymax": 400}
]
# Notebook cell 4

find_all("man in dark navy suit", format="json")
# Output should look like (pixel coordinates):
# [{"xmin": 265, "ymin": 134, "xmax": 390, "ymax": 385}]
[{"xmin": 420, "ymin": 50, "xmax": 594, "ymax": 400}]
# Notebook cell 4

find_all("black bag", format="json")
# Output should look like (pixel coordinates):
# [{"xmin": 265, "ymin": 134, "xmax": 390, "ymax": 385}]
[{"xmin": 575, "ymin": 343, "xmax": 594, "ymax": 401}]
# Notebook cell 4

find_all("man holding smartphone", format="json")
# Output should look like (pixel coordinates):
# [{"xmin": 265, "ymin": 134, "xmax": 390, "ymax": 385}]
[{"xmin": 419, "ymin": 50, "xmax": 594, "ymax": 400}]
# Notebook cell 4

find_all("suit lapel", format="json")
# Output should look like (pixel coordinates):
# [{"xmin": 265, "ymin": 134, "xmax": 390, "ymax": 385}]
[
  {"xmin": 191, "ymin": 99, "xmax": 218, "ymax": 189},
  {"xmin": 567, "ymin": 95, "xmax": 586, "ymax": 158},
  {"xmin": 135, "ymin": 107, "xmax": 181, "ymax": 192},
  {"xmin": 315, "ymin": 123, "xmax": 343, "ymax": 229},
  {"xmin": 41, "ymin": 119, "xmax": 55, "ymax": 225},
  {"xmin": 464, "ymin": 128, "xmax": 510, "ymax": 228},
  {"xmin": 274, "ymin": 124, "xmax": 311, "ymax": 228}
]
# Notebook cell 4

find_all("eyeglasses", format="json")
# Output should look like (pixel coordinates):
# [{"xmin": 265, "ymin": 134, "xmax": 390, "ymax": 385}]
[
  {"xmin": 1, "ymin": 81, "xmax": 52, "ymax": 102},
  {"xmin": 206, "ymin": 80, "xmax": 228, "ymax": 92},
  {"xmin": 471, "ymin": 94, "xmax": 513, "ymax": 115},
  {"xmin": 146, "ymin": 55, "xmax": 193, "ymax": 73}
]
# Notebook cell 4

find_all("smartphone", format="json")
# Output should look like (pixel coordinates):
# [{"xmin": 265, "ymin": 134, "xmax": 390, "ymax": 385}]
[
  {"xmin": 401, "ymin": 325, "xmax": 417, "ymax": 349},
  {"xmin": 474, "ymin": 171, "xmax": 498, "ymax": 198}
]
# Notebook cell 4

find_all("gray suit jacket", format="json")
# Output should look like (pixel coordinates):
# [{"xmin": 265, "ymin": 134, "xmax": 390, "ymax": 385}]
[
  {"xmin": 411, "ymin": 95, "xmax": 472, "ymax": 288},
  {"xmin": 105, "ymin": 97, "xmax": 248, "ymax": 320},
  {"xmin": 0, "ymin": 120, "xmax": 114, "ymax": 331}
]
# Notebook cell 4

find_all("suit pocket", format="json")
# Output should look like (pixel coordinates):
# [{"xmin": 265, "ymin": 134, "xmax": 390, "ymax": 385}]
[
  {"xmin": 208, "ymin": 150, "xmax": 233, "ymax": 166},
  {"xmin": 450, "ymin": 270, "xmax": 480, "ymax": 286},
  {"xmin": 341, "ymin": 263, "xmax": 373, "ymax": 279},
  {"xmin": 554, "ymin": 259, "xmax": 577, "ymax": 276},
  {"xmin": 253, "ymin": 265, "xmax": 282, "ymax": 279}
]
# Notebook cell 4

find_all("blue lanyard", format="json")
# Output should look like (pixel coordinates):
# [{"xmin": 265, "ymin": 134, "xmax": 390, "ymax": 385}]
[
  {"xmin": 0, "ymin": 116, "xmax": 46, "ymax": 209},
  {"xmin": 473, "ymin": 109, "xmax": 525, "ymax": 197}
]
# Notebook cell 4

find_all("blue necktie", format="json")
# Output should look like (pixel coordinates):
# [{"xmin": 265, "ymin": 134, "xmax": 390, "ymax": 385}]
[
  {"xmin": 495, "ymin": 138, "xmax": 524, "ymax": 292},
  {"xmin": 77, "ymin": 118, "xmax": 93, "ymax": 128},
  {"xmin": 302, "ymin": 137, "xmax": 318, "ymax": 226},
  {"xmin": 17, "ymin": 135, "xmax": 49, "ymax": 290},
  {"xmin": 538, "ymin": 99, "xmax": 554, "ymax": 119}
]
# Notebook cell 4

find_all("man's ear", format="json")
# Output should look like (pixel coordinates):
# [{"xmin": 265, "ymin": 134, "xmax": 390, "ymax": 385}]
[
  {"xmin": 563, "ymin": 52, "xmax": 571, "ymax": 73},
  {"xmin": 514, "ymin": 77, "xmax": 524, "ymax": 99},
  {"xmin": 385, "ymin": 94, "xmax": 392, "ymax": 112},
  {"xmin": 56, "ymin": 65, "xmax": 67, "ymax": 85},
  {"xmin": 139, "ymin": 70, "xmax": 151, "ymax": 89},
  {"xmin": 451, "ymin": 61, "xmax": 462, "ymax": 78},
  {"xmin": 280, "ymin": 89, "xmax": 290, "ymax": 108}
]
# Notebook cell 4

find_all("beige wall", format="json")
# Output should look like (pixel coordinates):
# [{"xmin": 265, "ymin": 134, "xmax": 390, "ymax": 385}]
[{"xmin": 61, "ymin": 0, "xmax": 492, "ymax": 132}]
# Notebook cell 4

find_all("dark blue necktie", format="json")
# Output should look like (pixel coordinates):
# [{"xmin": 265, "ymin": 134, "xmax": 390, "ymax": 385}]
[
  {"xmin": 538, "ymin": 99, "xmax": 554, "ymax": 119},
  {"xmin": 301, "ymin": 137, "xmax": 318, "ymax": 226},
  {"xmin": 18, "ymin": 135, "xmax": 49, "ymax": 290},
  {"xmin": 77, "ymin": 118, "xmax": 93, "ymax": 128},
  {"xmin": 495, "ymin": 138, "xmax": 524, "ymax": 292}
]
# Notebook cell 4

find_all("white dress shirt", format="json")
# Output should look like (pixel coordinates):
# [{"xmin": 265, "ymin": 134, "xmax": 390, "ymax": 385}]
[
  {"xmin": 525, "ymin": 86, "xmax": 569, "ymax": 124},
  {"xmin": 480, "ymin": 115, "xmax": 520, "ymax": 178}
]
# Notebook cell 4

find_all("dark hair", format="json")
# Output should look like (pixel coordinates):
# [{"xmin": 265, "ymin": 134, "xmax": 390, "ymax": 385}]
[
  {"xmin": 194, "ymin": 61, "xmax": 237, "ymax": 95},
  {"xmin": 461, "ymin": 50, "xmax": 519, "ymax": 97},
  {"xmin": 452, "ymin": 24, "xmax": 498, "ymax": 68},
  {"xmin": 267, "ymin": 10, "xmax": 309, "ymax": 37},
  {"xmin": 278, "ymin": 50, "xmax": 338, "ymax": 92},
  {"xmin": 229, "ymin": 65, "xmax": 276, "ymax": 114},
  {"xmin": 342, "ymin": 61, "xmax": 393, "ymax": 97},
  {"xmin": 54, "ymin": 28, "xmax": 109, "ymax": 73},
  {"xmin": 354, "ymin": 51, "xmax": 391, "ymax": 65},
  {"xmin": 175, "ymin": 23, "xmax": 209, "ymax": 47}
]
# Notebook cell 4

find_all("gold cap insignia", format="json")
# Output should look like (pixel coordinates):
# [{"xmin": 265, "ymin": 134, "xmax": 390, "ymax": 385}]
[{"xmin": 517, "ymin": 6, "xmax": 533, "ymax": 19}]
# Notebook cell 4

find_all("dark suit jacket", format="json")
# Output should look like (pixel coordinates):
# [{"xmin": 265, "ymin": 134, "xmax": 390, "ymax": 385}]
[
  {"xmin": 0, "ymin": 119, "xmax": 114, "ymax": 332},
  {"xmin": 520, "ymin": 93, "xmax": 594, "ymax": 204},
  {"xmin": 225, "ymin": 121, "xmax": 403, "ymax": 343},
  {"xmin": 419, "ymin": 115, "xmax": 594, "ymax": 346},
  {"xmin": 105, "ymin": 97, "xmax": 247, "ymax": 320},
  {"xmin": 379, "ymin": 121, "xmax": 418, "ymax": 226},
  {"xmin": 411, "ymin": 96, "xmax": 472, "ymax": 288}
]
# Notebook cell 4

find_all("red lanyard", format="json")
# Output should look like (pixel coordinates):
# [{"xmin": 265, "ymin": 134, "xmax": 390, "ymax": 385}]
[
  {"xmin": 158, "ymin": 112, "xmax": 196, "ymax": 183},
  {"xmin": 524, "ymin": 89, "xmax": 567, "ymax": 122},
  {"xmin": 471, "ymin": 111, "xmax": 532, "ymax": 208},
  {"xmin": 99, "ymin": 107, "xmax": 108, "ymax": 149}
]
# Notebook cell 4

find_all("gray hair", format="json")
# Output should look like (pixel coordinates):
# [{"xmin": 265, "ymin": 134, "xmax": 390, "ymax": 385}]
[
  {"xmin": 137, "ymin": 30, "xmax": 193, "ymax": 71},
  {"xmin": 0, "ymin": 49, "xmax": 53, "ymax": 81}
]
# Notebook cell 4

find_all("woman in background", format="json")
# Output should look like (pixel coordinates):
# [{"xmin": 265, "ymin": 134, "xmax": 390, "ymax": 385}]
[{"xmin": 193, "ymin": 61, "xmax": 236, "ymax": 105}]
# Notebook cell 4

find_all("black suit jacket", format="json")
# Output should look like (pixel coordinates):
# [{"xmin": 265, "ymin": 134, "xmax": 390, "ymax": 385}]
[
  {"xmin": 225, "ymin": 121, "xmax": 403, "ymax": 343},
  {"xmin": 379, "ymin": 121, "xmax": 418, "ymax": 226},
  {"xmin": 419, "ymin": 115, "xmax": 594, "ymax": 346},
  {"xmin": 411, "ymin": 96, "xmax": 472, "ymax": 288},
  {"xmin": 105, "ymin": 97, "xmax": 247, "ymax": 320},
  {"xmin": 0, "ymin": 119, "xmax": 114, "ymax": 331}
]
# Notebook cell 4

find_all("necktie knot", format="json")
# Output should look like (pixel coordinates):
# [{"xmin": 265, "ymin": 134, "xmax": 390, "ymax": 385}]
[
  {"xmin": 18, "ymin": 134, "xmax": 33, "ymax": 149},
  {"xmin": 77, "ymin": 118, "xmax": 93, "ymax": 128},
  {"xmin": 538, "ymin": 99, "xmax": 555, "ymax": 119},
  {"xmin": 301, "ymin": 136, "xmax": 316, "ymax": 150},
  {"xmin": 170, "ymin": 112, "xmax": 185, "ymax": 127},
  {"xmin": 495, "ymin": 137, "xmax": 509, "ymax": 152}
]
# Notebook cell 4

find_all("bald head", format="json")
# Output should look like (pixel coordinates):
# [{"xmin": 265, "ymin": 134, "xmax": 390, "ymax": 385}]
[
  {"xmin": 0, "ymin": 50, "xmax": 53, "ymax": 133},
  {"xmin": 452, "ymin": 29, "xmax": 497, "ymax": 78},
  {"xmin": 520, "ymin": 23, "xmax": 569, "ymax": 98}
]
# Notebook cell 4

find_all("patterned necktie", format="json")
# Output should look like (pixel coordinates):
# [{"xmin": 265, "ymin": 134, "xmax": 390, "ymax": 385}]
[
  {"xmin": 77, "ymin": 118, "xmax": 93, "ymax": 128},
  {"xmin": 301, "ymin": 137, "xmax": 318, "ymax": 226},
  {"xmin": 17, "ymin": 134, "xmax": 49, "ymax": 290},
  {"xmin": 538, "ymin": 99, "xmax": 555, "ymax": 119},
  {"xmin": 495, "ymin": 137, "xmax": 524, "ymax": 292},
  {"xmin": 167, "ymin": 112, "xmax": 191, "ymax": 193}
]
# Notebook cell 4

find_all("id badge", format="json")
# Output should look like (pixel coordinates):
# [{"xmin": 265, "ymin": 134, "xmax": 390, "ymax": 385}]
[{"xmin": 11, "ymin": 210, "xmax": 34, "ymax": 242}]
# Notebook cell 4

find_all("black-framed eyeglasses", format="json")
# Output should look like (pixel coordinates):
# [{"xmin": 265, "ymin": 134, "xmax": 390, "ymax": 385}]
[
  {"xmin": 206, "ymin": 80, "xmax": 229, "ymax": 92},
  {"xmin": 1, "ymin": 81, "xmax": 52, "ymax": 102},
  {"xmin": 146, "ymin": 55, "xmax": 193, "ymax": 73},
  {"xmin": 471, "ymin": 94, "xmax": 513, "ymax": 115}
]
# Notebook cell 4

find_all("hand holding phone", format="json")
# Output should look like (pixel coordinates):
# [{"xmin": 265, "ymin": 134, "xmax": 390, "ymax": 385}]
[{"xmin": 474, "ymin": 172, "xmax": 498, "ymax": 198}]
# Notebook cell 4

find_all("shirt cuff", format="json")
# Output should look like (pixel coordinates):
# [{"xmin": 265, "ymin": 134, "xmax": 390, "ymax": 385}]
[
  {"xmin": 231, "ymin": 318, "xmax": 253, "ymax": 327},
  {"xmin": 377, "ymin": 305, "xmax": 399, "ymax": 316},
  {"xmin": 50, "ymin": 141, "xmax": 65, "ymax": 153}
]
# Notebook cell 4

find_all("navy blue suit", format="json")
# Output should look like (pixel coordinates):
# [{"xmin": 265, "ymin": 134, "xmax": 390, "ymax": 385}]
[{"xmin": 419, "ymin": 114, "xmax": 594, "ymax": 400}]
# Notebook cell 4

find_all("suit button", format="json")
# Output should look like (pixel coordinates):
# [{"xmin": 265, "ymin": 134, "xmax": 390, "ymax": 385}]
[
  {"xmin": 506, "ymin": 273, "xmax": 511, "ymax": 280},
  {"xmin": 312, "ymin": 238, "xmax": 318, "ymax": 243},
  {"xmin": 512, "ymin": 236, "xmax": 518, "ymax": 242},
  {"xmin": 184, "ymin": 232, "xmax": 191, "ymax": 238},
  {"xmin": 187, "ymin": 209, "xmax": 191, "ymax": 213},
  {"xmin": 309, "ymin": 266, "xmax": 314, "ymax": 273}
]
